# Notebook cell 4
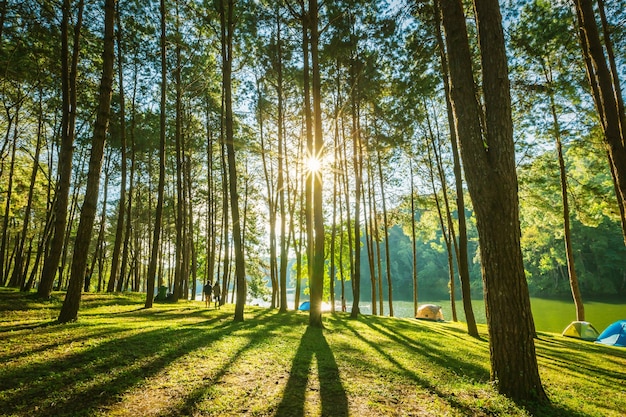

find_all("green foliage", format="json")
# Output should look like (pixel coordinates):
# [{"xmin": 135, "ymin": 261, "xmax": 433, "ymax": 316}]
[
  {"xmin": 246, "ymin": 261, "xmax": 271, "ymax": 302},
  {"xmin": 519, "ymin": 141, "xmax": 625, "ymax": 297}
]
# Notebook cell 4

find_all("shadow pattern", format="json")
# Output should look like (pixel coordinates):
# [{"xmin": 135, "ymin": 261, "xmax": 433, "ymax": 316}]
[{"xmin": 275, "ymin": 326, "xmax": 349, "ymax": 417}]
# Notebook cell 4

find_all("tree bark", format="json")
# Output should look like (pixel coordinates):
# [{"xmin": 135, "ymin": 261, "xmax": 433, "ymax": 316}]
[
  {"xmin": 376, "ymin": 148, "xmax": 394, "ymax": 317},
  {"xmin": 574, "ymin": 0, "xmax": 626, "ymax": 245},
  {"xmin": 219, "ymin": 0, "xmax": 246, "ymax": 321},
  {"xmin": 349, "ymin": 44, "xmax": 362, "ymax": 320},
  {"xmin": 145, "ymin": 0, "xmax": 167, "ymax": 308},
  {"xmin": 308, "ymin": 0, "xmax": 324, "ymax": 328},
  {"xmin": 276, "ymin": 8, "xmax": 289, "ymax": 313},
  {"xmin": 547, "ymin": 88, "xmax": 584, "ymax": 321},
  {"xmin": 38, "ymin": 0, "xmax": 84, "ymax": 299},
  {"xmin": 425, "ymin": 130, "xmax": 457, "ymax": 322},
  {"xmin": 439, "ymin": 0, "xmax": 546, "ymax": 402},
  {"xmin": 433, "ymin": 0, "xmax": 478, "ymax": 336},
  {"xmin": 409, "ymin": 159, "xmax": 418, "ymax": 318},
  {"xmin": 90, "ymin": 152, "xmax": 111, "ymax": 292},
  {"xmin": 2, "ymin": 106, "xmax": 19, "ymax": 286},
  {"xmin": 173, "ymin": 1, "xmax": 185, "ymax": 302},
  {"xmin": 107, "ymin": 3, "xmax": 128, "ymax": 294},
  {"xmin": 14, "ymin": 92, "xmax": 44, "ymax": 289},
  {"xmin": 120, "ymin": 25, "xmax": 136, "ymax": 293},
  {"xmin": 58, "ymin": 0, "xmax": 116, "ymax": 323}
]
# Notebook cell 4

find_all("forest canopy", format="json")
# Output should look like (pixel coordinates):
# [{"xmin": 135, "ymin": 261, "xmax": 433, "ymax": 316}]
[{"xmin": 0, "ymin": 0, "xmax": 624, "ymax": 312}]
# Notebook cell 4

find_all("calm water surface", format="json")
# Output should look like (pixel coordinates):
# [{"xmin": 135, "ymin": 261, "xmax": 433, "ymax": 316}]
[{"xmin": 355, "ymin": 298, "xmax": 626, "ymax": 334}]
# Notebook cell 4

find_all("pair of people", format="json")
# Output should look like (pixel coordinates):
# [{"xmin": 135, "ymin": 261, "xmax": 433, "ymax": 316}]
[{"xmin": 203, "ymin": 281, "xmax": 221, "ymax": 309}]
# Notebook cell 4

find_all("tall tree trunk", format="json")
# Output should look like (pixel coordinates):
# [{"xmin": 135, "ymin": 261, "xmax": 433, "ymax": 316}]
[
  {"xmin": 276, "ymin": 8, "xmax": 289, "ymax": 313},
  {"xmin": 329, "ymin": 101, "xmax": 341, "ymax": 313},
  {"xmin": 220, "ymin": 135, "xmax": 230, "ymax": 299},
  {"xmin": 425, "ymin": 134, "xmax": 457, "ymax": 322},
  {"xmin": 293, "ymin": 169, "xmax": 304, "ymax": 310},
  {"xmin": 366, "ymin": 159, "xmax": 382, "ymax": 315},
  {"xmin": 107, "ymin": 2, "xmax": 128, "ymax": 294},
  {"xmin": 439, "ymin": 0, "xmax": 546, "ymax": 402},
  {"xmin": 409, "ymin": 159, "xmax": 419, "ymax": 318},
  {"xmin": 433, "ymin": 0, "xmax": 477, "ymax": 334},
  {"xmin": 349, "ymin": 59, "xmax": 362, "ymax": 320},
  {"xmin": 173, "ymin": 2, "xmax": 185, "ymax": 302},
  {"xmin": 13, "ymin": 92, "xmax": 44, "ymax": 289},
  {"xmin": 363, "ymin": 178, "xmax": 377, "ymax": 315},
  {"xmin": 0, "ymin": 107, "xmax": 14, "ymax": 182},
  {"xmin": 24, "ymin": 200, "xmax": 55, "ymax": 292},
  {"xmin": 429, "ymin": 111, "xmax": 462, "ymax": 322},
  {"xmin": 376, "ymin": 147, "xmax": 394, "ymax": 317},
  {"xmin": 145, "ymin": 0, "xmax": 167, "ymax": 308},
  {"xmin": 58, "ymin": 0, "xmax": 115, "ymax": 323},
  {"xmin": 187, "ymin": 150, "xmax": 197, "ymax": 300},
  {"xmin": 547, "ymin": 88, "xmax": 584, "ymax": 321},
  {"xmin": 257, "ymin": 76, "xmax": 278, "ymax": 308},
  {"xmin": 1, "ymin": 105, "xmax": 19, "ymax": 286},
  {"xmin": 300, "ymin": 1, "xmax": 314, "ymax": 316},
  {"xmin": 205, "ymin": 109, "xmax": 217, "ymax": 289},
  {"xmin": 89, "ymin": 151, "xmax": 111, "ymax": 292},
  {"xmin": 574, "ymin": 0, "xmax": 626, "ymax": 245},
  {"xmin": 38, "ymin": 0, "xmax": 84, "ymax": 298},
  {"xmin": 120, "ymin": 40, "xmax": 137, "ymax": 291},
  {"xmin": 58, "ymin": 155, "xmax": 86, "ymax": 291},
  {"xmin": 308, "ymin": 0, "xmax": 324, "ymax": 328},
  {"xmin": 219, "ymin": 0, "xmax": 246, "ymax": 321},
  {"xmin": 338, "ymin": 118, "xmax": 355, "ymax": 313}
]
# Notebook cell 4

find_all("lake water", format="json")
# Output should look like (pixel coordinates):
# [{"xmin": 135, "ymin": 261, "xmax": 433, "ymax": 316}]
[
  {"xmin": 243, "ymin": 292, "xmax": 625, "ymax": 334},
  {"xmin": 353, "ymin": 298, "xmax": 626, "ymax": 334}
]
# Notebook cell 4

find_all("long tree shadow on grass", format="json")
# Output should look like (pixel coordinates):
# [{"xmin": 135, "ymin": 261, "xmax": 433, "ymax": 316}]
[
  {"xmin": 275, "ymin": 326, "xmax": 348, "ymax": 417},
  {"xmin": 335, "ymin": 316, "xmax": 485, "ymax": 415},
  {"xmin": 174, "ymin": 311, "xmax": 308, "ymax": 415},
  {"xmin": 0, "ymin": 308, "xmax": 237, "ymax": 417},
  {"xmin": 338, "ymin": 315, "xmax": 589, "ymax": 417}
]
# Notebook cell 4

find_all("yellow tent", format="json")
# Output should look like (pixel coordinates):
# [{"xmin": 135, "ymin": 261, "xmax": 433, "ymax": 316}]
[
  {"xmin": 562, "ymin": 321, "xmax": 600, "ymax": 341},
  {"xmin": 415, "ymin": 304, "xmax": 445, "ymax": 322}
]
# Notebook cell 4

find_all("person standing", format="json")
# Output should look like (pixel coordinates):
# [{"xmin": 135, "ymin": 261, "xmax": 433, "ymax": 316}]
[
  {"xmin": 203, "ymin": 282, "xmax": 213, "ymax": 308},
  {"xmin": 213, "ymin": 281, "xmax": 221, "ymax": 309}
]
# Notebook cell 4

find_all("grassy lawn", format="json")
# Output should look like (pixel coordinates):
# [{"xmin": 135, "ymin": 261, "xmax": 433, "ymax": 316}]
[{"xmin": 0, "ymin": 289, "xmax": 624, "ymax": 416}]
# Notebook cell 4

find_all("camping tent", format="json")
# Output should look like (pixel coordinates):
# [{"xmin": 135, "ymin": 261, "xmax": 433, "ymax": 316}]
[
  {"xmin": 298, "ymin": 301, "xmax": 310, "ymax": 311},
  {"xmin": 415, "ymin": 304, "xmax": 444, "ymax": 322},
  {"xmin": 561, "ymin": 321, "xmax": 600, "ymax": 341},
  {"xmin": 595, "ymin": 320, "xmax": 626, "ymax": 347}
]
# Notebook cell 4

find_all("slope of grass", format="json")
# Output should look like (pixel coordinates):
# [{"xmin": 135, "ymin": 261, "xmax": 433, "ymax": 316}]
[{"xmin": 0, "ymin": 288, "xmax": 624, "ymax": 416}]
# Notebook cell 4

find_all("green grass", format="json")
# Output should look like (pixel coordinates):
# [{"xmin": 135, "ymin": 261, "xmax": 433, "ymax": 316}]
[{"xmin": 0, "ymin": 289, "xmax": 624, "ymax": 416}]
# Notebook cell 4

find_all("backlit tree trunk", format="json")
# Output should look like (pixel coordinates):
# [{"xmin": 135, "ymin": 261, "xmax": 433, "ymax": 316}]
[{"xmin": 309, "ymin": 0, "xmax": 324, "ymax": 328}]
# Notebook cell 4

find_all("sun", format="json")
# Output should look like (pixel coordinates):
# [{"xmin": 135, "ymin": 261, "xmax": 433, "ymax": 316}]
[{"xmin": 306, "ymin": 156, "xmax": 321, "ymax": 173}]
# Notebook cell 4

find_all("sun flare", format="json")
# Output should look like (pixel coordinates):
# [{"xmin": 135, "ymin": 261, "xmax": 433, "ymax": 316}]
[{"xmin": 306, "ymin": 156, "xmax": 321, "ymax": 173}]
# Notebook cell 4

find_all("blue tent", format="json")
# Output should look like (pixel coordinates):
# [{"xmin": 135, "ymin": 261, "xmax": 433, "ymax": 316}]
[
  {"xmin": 298, "ymin": 301, "xmax": 310, "ymax": 311},
  {"xmin": 595, "ymin": 320, "xmax": 626, "ymax": 347}
]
